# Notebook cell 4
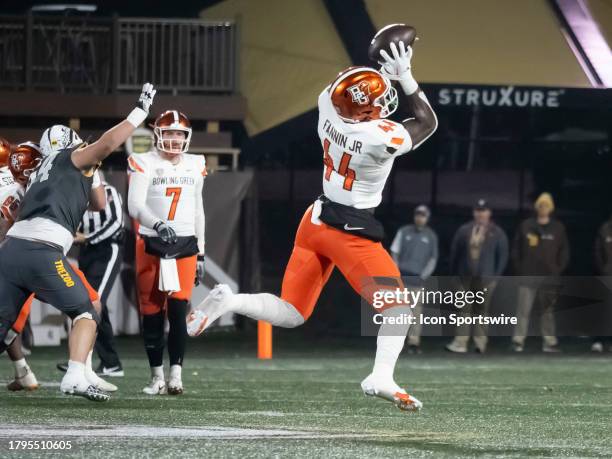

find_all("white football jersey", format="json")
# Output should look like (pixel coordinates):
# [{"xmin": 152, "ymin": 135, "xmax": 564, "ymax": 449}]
[
  {"xmin": 128, "ymin": 151, "xmax": 206, "ymax": 237},
  {"xmin": 317, "ymin": 87, "xmax": 413, "ymax": 209},
  {"xmin": 0, "ymin": 166, "xmax": 24, "ymax": 222}
]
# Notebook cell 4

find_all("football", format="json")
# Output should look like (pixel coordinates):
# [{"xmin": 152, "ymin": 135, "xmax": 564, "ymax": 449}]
[{"xmin": 368, "ymin": 23, "xmax": 418, "ymax": 64}]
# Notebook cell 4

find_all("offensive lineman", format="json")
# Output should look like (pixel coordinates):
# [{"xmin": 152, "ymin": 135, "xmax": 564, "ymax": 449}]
[
  {"xmin": 0, "ymin": 83, "xmax": 157, "ymax": 401},
  {"xmin": 127, "ymin": 110, "xmax": 206, "ymax": 395},
  {"xmin": 188, "ymin": 41, "xmax": 437, "ymax": 411}
]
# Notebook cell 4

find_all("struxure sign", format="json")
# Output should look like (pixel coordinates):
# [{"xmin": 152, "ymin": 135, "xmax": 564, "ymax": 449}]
[
  {"xmin": 422, "ymin": 84, "xmax": 612, "ymax": 108},
  {"xmin": 437, "ymin": 86, "xmax": 564, "ymax": 107}
]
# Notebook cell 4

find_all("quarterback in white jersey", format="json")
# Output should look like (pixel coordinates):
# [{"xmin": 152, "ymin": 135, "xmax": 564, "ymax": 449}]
[
  {"xmin": 128, "ymin": 109, "xmax": 206, "ymax": 396},
  {"xmin": 189, "ymin": 41, "xmax": 437, "ymax": 411}
]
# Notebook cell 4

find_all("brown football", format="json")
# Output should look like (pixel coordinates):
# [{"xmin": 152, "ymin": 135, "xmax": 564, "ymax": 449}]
[{"xmin": 368, "ymin": 24, "xmax": 417, "ymax": 64}]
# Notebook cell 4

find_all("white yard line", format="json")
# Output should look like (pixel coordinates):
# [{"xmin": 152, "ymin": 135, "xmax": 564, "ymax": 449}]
[{"xmin": 0, "ymin": 424, "xmax": 404, "ymax": 440}]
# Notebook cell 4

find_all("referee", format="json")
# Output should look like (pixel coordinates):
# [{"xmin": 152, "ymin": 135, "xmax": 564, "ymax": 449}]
[{"xmin": 75, "ymin": 175, "xmax": 125, "ymax": 376}]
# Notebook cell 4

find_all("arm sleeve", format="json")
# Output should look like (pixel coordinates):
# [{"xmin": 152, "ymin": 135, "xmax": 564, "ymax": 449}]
[
  {"xmin": 194, "ymin": 175, "xmax": 205, "ymax": 255},
  {"xmin": 421, "ymin": 230, "xmax": 438, "ymax": 279},
  {"xmin": 495, "ymin": 228, "xmax": 509, "ymax": 276},
  {"xmin": 127, "ymin": 156, "xmax": 160, "ymax": 230}
]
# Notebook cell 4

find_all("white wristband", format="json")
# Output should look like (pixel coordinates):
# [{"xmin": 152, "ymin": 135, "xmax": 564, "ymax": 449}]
[
  {"xmin": 127, "ymin": 107, "xmax": 148, "ymax": 128},
  {"xmin": 398, "ymin": 71, "xmax": 419, "ymax": 96}
]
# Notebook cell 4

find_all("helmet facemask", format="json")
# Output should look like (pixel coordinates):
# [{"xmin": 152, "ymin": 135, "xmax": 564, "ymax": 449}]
[
  {"xmin": 9, "ymin": 142, "xmax": 42, "ymax": 186},
  {"xmin": 373, "ymin": 80, "xmax": 398, "ymax": 119},
  {"xmin": 20, "ymin": 160, "xmax": 41, "ymax": 184},
  {"xmin": 155, "ymin": 127, "xmax": 192, "ymax": 155}
]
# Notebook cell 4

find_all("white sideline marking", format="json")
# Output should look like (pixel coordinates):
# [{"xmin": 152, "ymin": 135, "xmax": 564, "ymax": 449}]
[{"xmin": 0, "ymin": 424, "xmax": 400, "ymax": 440}]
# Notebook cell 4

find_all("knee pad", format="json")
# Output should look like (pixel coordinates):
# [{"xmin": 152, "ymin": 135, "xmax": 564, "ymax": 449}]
[{"xmin": 69, "ymin": 302, "xmax": 101, "ymax": 325}]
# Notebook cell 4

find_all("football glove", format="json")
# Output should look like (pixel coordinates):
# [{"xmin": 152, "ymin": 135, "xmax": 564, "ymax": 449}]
[
  {"xmin": 153, "ymin": 221, "xmax": 178, "ymax": 245},
  {"xmin": 127, "ymin": 83, "xmax": 156, "ymax": 127},
  {"xmin": 137, "ymin": 83, "xmax": 156, "ymax": 114},
  {"xmin": 379, "ymin": 41, "xmax": 418, "ymax": 95},
  {"xmin": 379, "ymin": 41, "xmax": 412, "ymax": 79}
]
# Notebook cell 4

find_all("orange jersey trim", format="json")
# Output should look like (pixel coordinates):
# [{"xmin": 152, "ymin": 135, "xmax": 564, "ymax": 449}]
[{"xmin": 128, "ymin": 156, "xmax": 145, "ymax": 173}]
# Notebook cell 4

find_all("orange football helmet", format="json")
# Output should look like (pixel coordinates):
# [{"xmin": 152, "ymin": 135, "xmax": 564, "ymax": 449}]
[
  {"xmin": 152, "ymin": 110, "xmax": 192, "ymax": 155},
  {"xmin": 329, "ymin": 66, "xmax": 398, "ymax": 123},
  {"xmin": 9, "ymin": 142, "xmax": 42, "ymax": 186},
  {"xmin": 0, "ymin": 137, "xmax": 11, "ymax": 168}
]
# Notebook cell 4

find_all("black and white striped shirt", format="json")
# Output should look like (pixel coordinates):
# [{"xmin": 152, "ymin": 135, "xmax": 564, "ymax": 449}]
[{"xmin": 80, "ymin": 183, "xmax": 124, "ymax": 245}]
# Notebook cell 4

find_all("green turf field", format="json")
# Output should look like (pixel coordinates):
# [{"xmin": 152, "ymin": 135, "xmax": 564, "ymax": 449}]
[{"xmin": 1, "ymin": 335, "xmax": 611, "ymax": 458}]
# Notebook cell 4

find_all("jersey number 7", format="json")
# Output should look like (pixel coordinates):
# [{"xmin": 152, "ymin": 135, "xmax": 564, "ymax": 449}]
[
  {"xmin": 323, "ymin": 139, "xmax": 355, "ymax": 191},
  {"xmin": 165, "ymin": 187, "xmax": 182, "ymax": 220}
]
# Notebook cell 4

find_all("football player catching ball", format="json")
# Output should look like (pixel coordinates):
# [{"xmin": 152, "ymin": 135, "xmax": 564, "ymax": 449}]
[{"xmin": 188, "ymin": 34, "xmax": 437, "ymax": 411}]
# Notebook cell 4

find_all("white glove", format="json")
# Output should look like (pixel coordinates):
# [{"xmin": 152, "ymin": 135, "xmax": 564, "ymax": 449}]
[
  {"xmin": 127, "ymin": 82, "xmax": 156, "ymax": 127},
  {"xmin": 137, "ymin": 82, "xmax": 156, "ymax": 114},
  {"xmin": 379, "ymin": 41, "xmax": 418, "ymax": 95},
  {"xmin": 379, "ymin": 41, "xmax": 412, "ymax": 79}
]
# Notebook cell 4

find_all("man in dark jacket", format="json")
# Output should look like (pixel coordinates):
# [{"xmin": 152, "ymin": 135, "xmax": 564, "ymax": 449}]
[
  {"xmin": 446, "ymin": 199, "xmax": 508, "ymax": 353},
  {"xmin": 511, "ymin": 192, "xmax": 569, "ymax": 352},
  {"xmin": 592, "ymin": 216, "xmax": 612, "ymax": 352}
]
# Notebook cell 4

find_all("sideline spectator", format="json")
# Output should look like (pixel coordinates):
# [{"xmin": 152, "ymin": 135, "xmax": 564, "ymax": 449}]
[
  {"xmin": 446, "ymin": 199, "xmax": 508, "ymax": 353},
  {"xmin": 390, "ymin": 205, "xmax": 438, "ymax": 354},
  {"xmin": 511, "ymin": 192, "xmax": 569, "ymax": 353}
]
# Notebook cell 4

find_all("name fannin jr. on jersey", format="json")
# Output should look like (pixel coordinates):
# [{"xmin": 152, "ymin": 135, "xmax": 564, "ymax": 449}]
[{"xmin": 322, "ymin": 119, "xmax": 363, "ymax": 154}]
